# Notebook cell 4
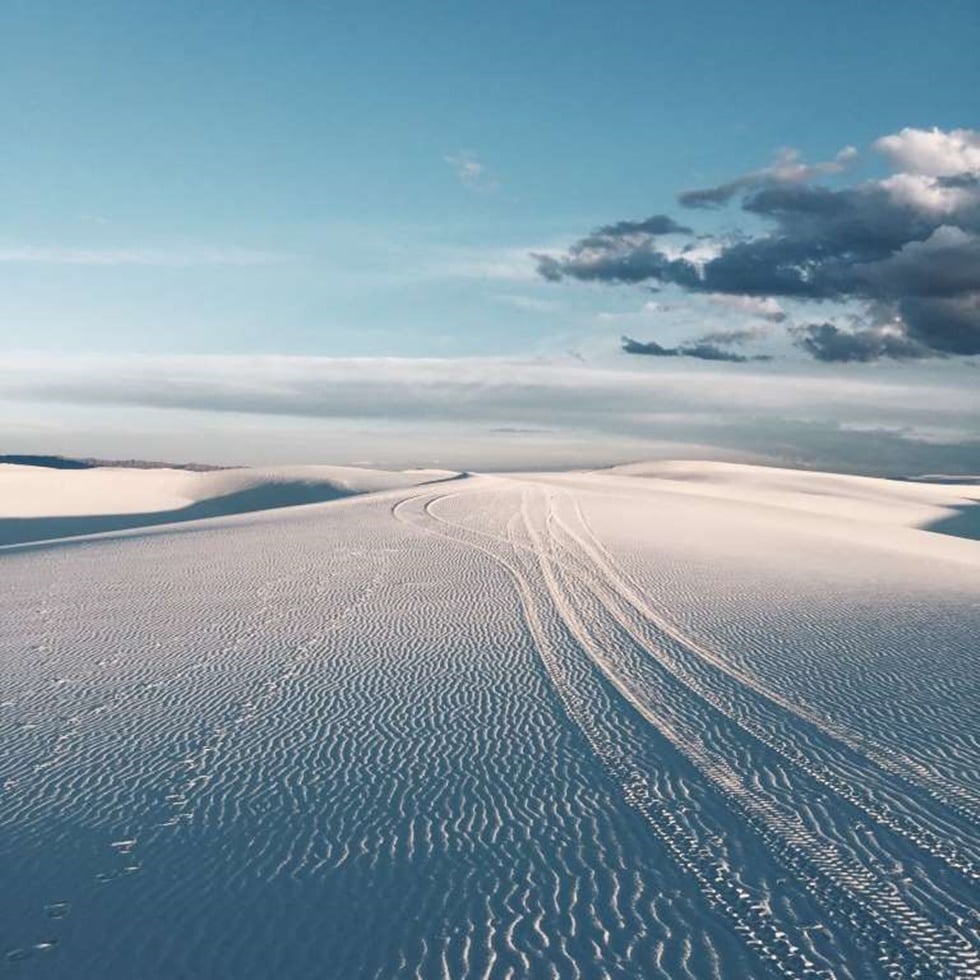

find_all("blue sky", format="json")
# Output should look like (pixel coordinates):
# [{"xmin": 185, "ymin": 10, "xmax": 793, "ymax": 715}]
[{"xmin": 2, "ymin": 0, "xmax": 979, "ymax": 470}]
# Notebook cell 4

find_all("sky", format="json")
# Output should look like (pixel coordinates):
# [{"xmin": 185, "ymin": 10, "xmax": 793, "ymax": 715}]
[{"xmin": 2, "ymin": 0, "xmax": 978, "ymax": 473}]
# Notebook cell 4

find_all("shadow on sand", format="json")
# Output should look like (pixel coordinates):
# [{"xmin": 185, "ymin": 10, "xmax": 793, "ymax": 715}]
[
  {"xmin": 925, "ymin": 501, "xmax": 980, "ymax": 542},
  {"xmin": 0, "ymin": 482, "xmax": 353, "ymax": 548}
]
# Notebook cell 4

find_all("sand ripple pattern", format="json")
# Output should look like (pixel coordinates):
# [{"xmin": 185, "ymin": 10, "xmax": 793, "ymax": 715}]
[{"xmin": 1, "ymin": 475, "xmax": 977, "ymax": 978}]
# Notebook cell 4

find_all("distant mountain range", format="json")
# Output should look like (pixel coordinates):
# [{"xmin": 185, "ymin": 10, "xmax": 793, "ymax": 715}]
[{"xmin": 0, "ymin": 454, "xmax": 229, "ymax": 471}]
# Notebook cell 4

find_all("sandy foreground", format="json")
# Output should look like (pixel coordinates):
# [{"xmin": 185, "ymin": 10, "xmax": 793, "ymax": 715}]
[{"xmin": 1, "ymin": 461, "xmax": 978, "ymax": 978}]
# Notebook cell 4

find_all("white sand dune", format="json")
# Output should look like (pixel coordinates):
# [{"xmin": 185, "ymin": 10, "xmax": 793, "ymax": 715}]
[
  {"xmin": 0, "ymin": 463, "xmax": 458, "ymax": 546},
  {"xmin": 1, "ymin": 463, "xmax": 977, "ymax": 977},
  {"xmin": 602, "ymin": 459, "xmax": 980, "ymax": 530}
]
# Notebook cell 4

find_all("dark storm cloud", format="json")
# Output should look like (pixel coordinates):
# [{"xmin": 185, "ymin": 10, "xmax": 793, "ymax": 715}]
[
  {"xmin": 545, "ymin": 187, "xmax": 980, "ymax": 300},
  {"xmin": 621, "ymin": 335, "xmax": 770, "ymax": 363},
  {"xmin": 681, "ymin": 342, "xmax": 771, "ymax": 363},
  {"xmin": 678, "ymin": 183, "xmax": 746, "ymax": 209},
  {"xmin": 594, "ymin": 215, "xmax": 693, "ymax": 237},
  {"xmin": 621, "ymin": 336, "xmax": 677, "ymax": 357},
  {"xmin": 535, "ymin": 246, "xmax": 690, "ymax": 285},
  {"xmin": 901, "ymin": 294, "xmax": 980, "ymax": 355},
  {"xmin": 538, "ymin": 129, "xmax": 980, "ymax": 361},
  {"xmin": 794, "ymin": 323, "xmax": 932, "ymax": 363},
  {"xmin": 534, "ymin": 214, "xmax": 696, "ymax": 284},
  {"xmin": 938, "ymin": 173, "xmax": 980, "ymax": 190}
]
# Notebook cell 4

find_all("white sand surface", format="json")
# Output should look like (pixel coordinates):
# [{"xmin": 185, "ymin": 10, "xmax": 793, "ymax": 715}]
[
  {"xmin": 1, "ymin": 463, "xmax": 977, "ymax": 977},
  {"xmin": 602, "ymin": 459, "xmax": 980, "ymax": 530}
]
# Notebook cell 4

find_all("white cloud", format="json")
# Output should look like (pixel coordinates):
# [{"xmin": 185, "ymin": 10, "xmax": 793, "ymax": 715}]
[
  {"xmin": 419, "ymin": 244, "xmax": 545, "ymax": 281},
  {"xmin": 659, "ymin": 238, "xmax": 723, "ymax": 270},
  {"xmin": 706, "ymin": 294, "xmax": 787, "ymax": 322},
  {"xmin": 494, "ymin": 294, "xmax": 561, "ymax": 312},
  {"xmin": 596, "ymin": 300, "xmax": 673, "ymax": 323},
  {"xmin": 879, "ymin": 170, "xmax": 979, "ymax": 217},
  {"xmin": 680, "ymin": 145, "xmax": 858, "ymax": 206},
  {"xmin": 766, "ymin": 144, "xmax": 858, "ymax": 182},
  {"xmin": 444, "ymin": 150, "xmax": 498, "ymax": 192},
  {"xmin": 875, "ymin": 127, "xmax": 980, "ymax": 177}
]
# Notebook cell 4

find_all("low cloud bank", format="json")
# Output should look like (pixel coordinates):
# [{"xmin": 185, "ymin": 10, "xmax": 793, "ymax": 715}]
[{"xmin": 2, "ymin": 352, "xmax": 978, "ymax": 476}]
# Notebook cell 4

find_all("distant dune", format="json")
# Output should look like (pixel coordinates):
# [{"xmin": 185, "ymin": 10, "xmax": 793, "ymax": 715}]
[
  {"xmin": 0, "ymin": 463, "xmax": 459, "ymax": 546},
  {"xmin": 2, "ymin": 458, "xmax": 977, "ymax": 548},
  {"xmin": 598, "ymin": 459, "xmax": 980, "ymax": 541}
]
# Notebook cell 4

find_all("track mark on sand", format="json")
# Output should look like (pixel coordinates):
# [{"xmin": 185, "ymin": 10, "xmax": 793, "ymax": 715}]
[{"xmin": 400, "ymin": 480, "xmax": 980, "ymax": 978}]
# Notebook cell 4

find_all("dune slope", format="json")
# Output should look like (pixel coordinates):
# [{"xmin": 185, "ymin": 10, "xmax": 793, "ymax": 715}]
[{"xmin": 0, "ymin": 464, "xmax": 458, "ymax": 546}]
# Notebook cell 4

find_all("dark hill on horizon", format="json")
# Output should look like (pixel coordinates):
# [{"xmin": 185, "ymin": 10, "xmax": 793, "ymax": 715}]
[{"xmin": 0, "ymin": 454, "xmax": 230, "ymax": 471}]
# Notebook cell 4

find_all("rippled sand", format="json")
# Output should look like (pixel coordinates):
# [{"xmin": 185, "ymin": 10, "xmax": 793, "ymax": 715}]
[{"xmin": 1, "ymin": 466, "xmax": 978, "ymax": 978}]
